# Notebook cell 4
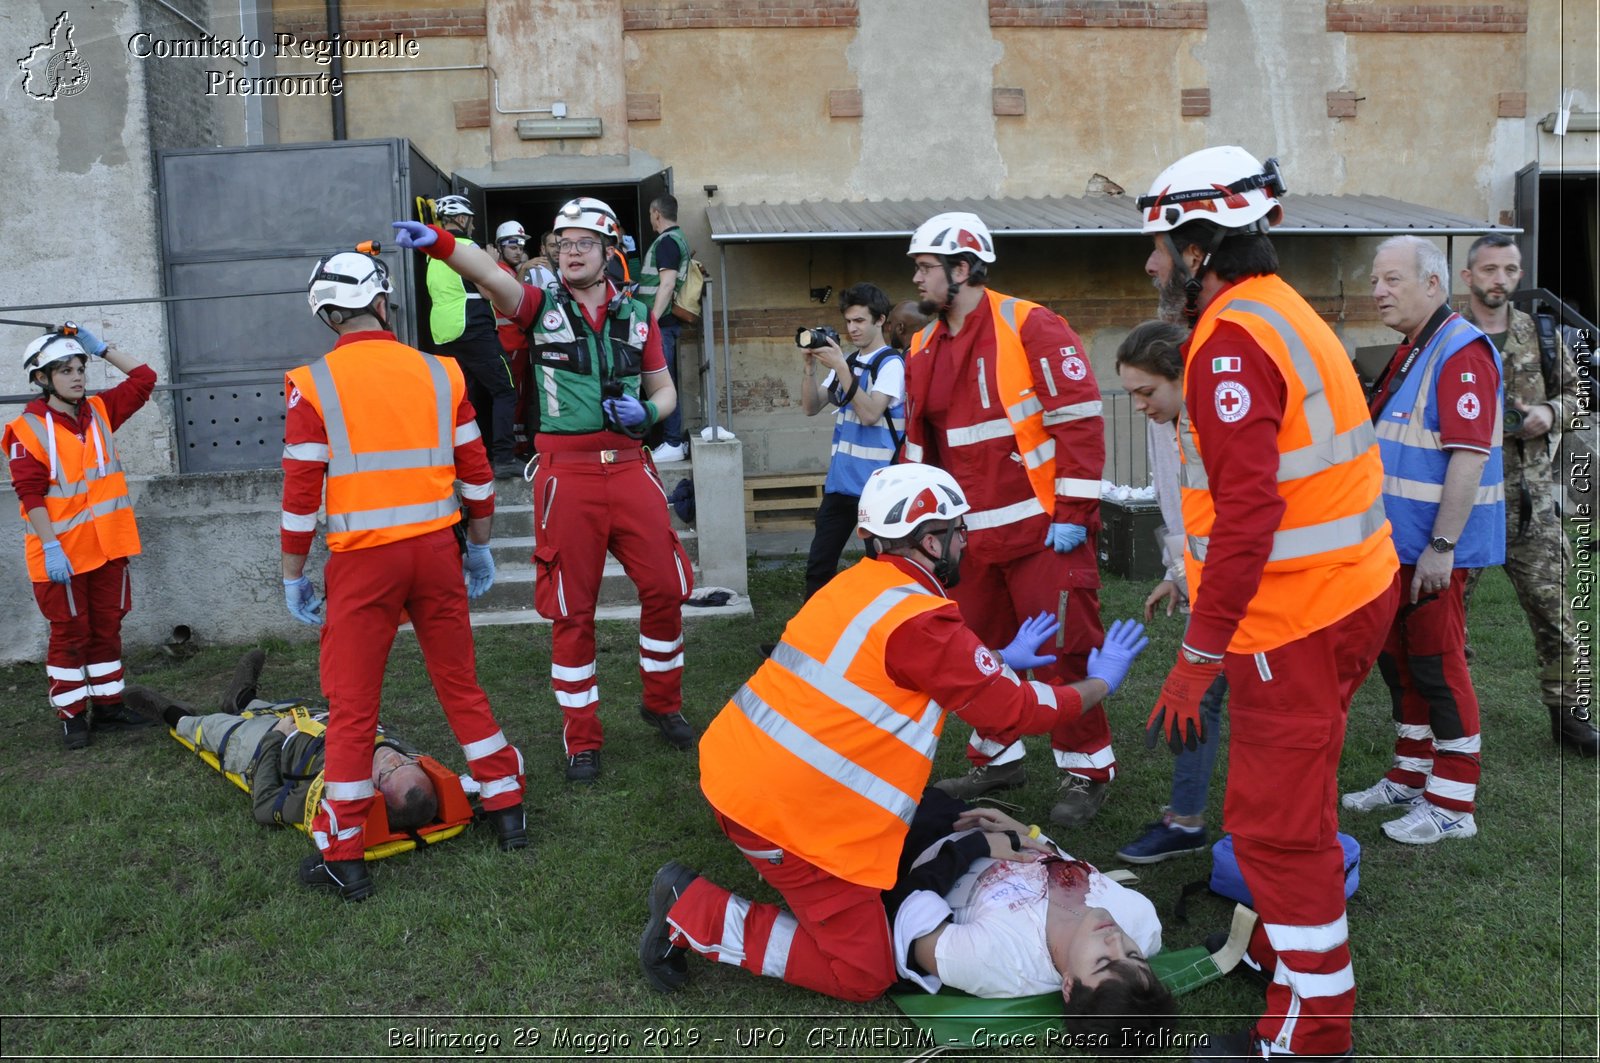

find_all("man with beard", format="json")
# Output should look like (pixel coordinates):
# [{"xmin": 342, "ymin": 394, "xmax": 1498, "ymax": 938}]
[
  {"xmin": 899, "ymin": 212, "xmax": 1113, "ymax": 828},
  {"xmin": 1457, "ymin": 234, "xmax": 1596, "ymax": 754}
]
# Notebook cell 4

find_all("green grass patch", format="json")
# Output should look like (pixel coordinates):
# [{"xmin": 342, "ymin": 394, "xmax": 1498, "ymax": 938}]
[{"xmin": 0, "ymin": 563, "xmax": 1593, "ymax": 1059}]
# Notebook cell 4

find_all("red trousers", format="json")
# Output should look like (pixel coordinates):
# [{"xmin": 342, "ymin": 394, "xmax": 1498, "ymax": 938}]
[
  {"xmin": 1223, "ymin": 575, "xmax": 1397, "ymax": 1057},
  {"xmin": 32, "ymin": 556, "xmax": 131, "ymax": 719},
  {"xmin": 1376, "ymin": 566, "xmax": 1481, "ymax": 813},
  {"xmin": 508, "ymin": 348, "xmax": 534, "ymax": 456},
  {"xmin": 952, "ymin": 545, "xmax": 1113, "ymax": 781},
  {"xmin": 531, "ymin": 450, "xmax": 693, "ymax": 754},
  {"xmin": 310, "ymin": 528, "xmax": 525, "ymax": 861},
  {"xmin": 666, "ymin": 812, "xmax": 895, "ymax": 1002}
]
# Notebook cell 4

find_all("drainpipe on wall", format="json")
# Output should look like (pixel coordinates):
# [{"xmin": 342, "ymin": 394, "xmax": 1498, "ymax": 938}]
[{"xmin": 327, "ymin": 0, "xmax": 347, "ymax": 139}]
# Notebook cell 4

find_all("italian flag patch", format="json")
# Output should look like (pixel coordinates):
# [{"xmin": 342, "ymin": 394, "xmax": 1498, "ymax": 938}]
[
  {"xmin": 1212, "ymin": 356, "xmax": 1241, "ymax": 373},
  {"xmin": 1461, "ymin": 371, "xmax": 1476, "ymax": 383}
]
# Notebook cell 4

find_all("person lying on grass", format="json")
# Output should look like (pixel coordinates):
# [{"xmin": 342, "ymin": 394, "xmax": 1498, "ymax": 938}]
[{"xmin": 886, "ymin": 789, "xmax": 1178, "ymax": 1048}]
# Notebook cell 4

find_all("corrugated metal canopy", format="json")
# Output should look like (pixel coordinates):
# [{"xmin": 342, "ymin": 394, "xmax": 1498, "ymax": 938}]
[{"xmin": 708, "ymin": 193, "xmax": 1514, "ymax": 242}]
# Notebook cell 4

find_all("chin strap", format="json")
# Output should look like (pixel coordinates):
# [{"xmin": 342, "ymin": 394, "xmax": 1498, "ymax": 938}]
[
  {"xmin": 929, "ymin": 523, "xmax": 963, "ymax": 589},
  {"xmin": 1167, "ymin": 227, "xmax": 1232, "ymax": 326}
]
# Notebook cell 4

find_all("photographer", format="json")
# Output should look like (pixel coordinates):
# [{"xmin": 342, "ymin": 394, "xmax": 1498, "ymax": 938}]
[
  {"xmin": 394, "ymin": 197, "xmax": 694, "ymax": 786},
  {"xmin": 797, "ymin": 282, "xmax": 905, "ymax": 600}
]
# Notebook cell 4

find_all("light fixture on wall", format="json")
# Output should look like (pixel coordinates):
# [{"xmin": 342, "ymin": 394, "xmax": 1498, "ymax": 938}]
[
  {"xmin": 1539, "ymin": 110, "xmax": 1599, "ymax": 135},
  {"xmin": 517, "ymin": 115, "xmax": 604, "ymax": 139}
]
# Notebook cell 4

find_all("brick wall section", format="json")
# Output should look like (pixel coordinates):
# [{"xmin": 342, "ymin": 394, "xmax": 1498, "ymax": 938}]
[
  {"xmin": 622, "ymin": 1, "xmax": 858, "ymax": 30},
  {"xmin": 988, "ymin": 1, "xmax": 1207, "ymax": 29},
  {"xmin": 1497, "ymin": 91, "xmax": 1526, "ymax": 118},
  {"xmin": 1327, "ymin": 90, "xmax": 1360, "ymax": 118},
  {"xmin": 454, "ymin": 98, "xmax": 489, "ymax": 129},
  {"xmin": 274, "ymin": 8, "xmax": 487, "ymax": 39},
  {"xmin": 1181, "ymin": 87, "xmax": 1210, "ymax": 116},
  {"xmin": 1325, "ymin": 3, "xmax": 1526, "ymax": 33}
]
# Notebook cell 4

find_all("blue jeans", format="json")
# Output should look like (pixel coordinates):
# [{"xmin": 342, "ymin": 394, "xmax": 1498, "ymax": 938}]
[
  {"xmin": 659, "ymin": 320, "xmax": 685, "ymax": 446},
  {"xmin": 1170, "ymin": 673, "xmax": 1229, "ymax": 817}
]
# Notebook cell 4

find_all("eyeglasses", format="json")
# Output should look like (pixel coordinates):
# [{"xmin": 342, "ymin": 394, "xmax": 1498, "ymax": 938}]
[
  {"xmin": 556, "ymin": 238, "xmax": 602, "ymax": 254},
  {"xmin": 375, "ymin": 751, "xmax": 417, "ymax": 786}
]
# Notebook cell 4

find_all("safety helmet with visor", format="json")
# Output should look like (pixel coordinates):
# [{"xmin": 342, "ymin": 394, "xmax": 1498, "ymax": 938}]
[
  {"xmin": 494, "ymin": 220, "xmax": 528, "ymax": 246},
  {"xmin": 554, "ymin": 197, "xmax": 622, "ymax": 245},
  {"xmin": 307, "ymin": 251, "xmax": 393, "ymax": 329},
  {"xmin": 22, "ymin": 332, "xmax": 88, "ymax": 391}
]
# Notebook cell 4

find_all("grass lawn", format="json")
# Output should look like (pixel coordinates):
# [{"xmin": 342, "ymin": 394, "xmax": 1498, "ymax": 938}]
[{"xmin": 0, "ymin": 561, "xmax": 1594, "ymax": 1061}]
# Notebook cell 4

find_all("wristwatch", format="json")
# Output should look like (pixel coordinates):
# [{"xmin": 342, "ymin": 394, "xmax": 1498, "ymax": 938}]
[
  {"xmin": 1179, "ymin": 646, "xmax": 1222, "ymax": 666},
  {"xmin": 1429, "ymin": 535, "xmax": 1457, "ymax": 554}
]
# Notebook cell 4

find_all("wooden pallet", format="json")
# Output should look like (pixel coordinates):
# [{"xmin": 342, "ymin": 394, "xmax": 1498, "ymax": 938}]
[{"xmin": 745, "ymin": 473, "xmax": 826, "ymax": 531}]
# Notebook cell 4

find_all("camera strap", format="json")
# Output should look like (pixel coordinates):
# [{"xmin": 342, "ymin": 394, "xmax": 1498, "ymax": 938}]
[{"xmin": 1369, "ymin": 306, "xmax": 1454, "ymax": 422}]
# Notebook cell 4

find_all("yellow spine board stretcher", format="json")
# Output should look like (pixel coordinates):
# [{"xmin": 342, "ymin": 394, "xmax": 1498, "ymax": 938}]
[{"xmin": 168, "ymin": 704, "xmax": 473, "ymax": 860}]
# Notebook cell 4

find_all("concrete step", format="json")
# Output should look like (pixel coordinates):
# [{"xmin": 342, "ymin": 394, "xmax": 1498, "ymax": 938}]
[{"xmin": 416, "ymin": 593, "xmax": 751, "ymax": 632}]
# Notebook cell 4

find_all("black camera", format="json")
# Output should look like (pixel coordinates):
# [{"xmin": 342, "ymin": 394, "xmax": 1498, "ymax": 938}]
[
  {"xmin": 796, "ymin": 326, "xmax": 839, "ymax": 350},
  {"xmin": 1503, "ymin": 406, "xmax": 1525, "ymax": 434}
]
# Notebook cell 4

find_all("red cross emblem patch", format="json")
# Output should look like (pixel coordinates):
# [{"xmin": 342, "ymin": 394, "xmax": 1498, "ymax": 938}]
[
  {"xmin": 1213, "ymin": 380, "xmax": 1250, "ymax": 423},
  {"xmin": 1456, "ymin": 392, "xmax": 1481, "ymax": 420}
]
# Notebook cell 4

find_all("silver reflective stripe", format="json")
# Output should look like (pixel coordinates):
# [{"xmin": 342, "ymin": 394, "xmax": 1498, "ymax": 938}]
[
  {"xmin": 1278, "ymin": 422, "xmax": 1377, "ymax": 482},
  {"xmin": 834, "ymin": 439, "xmax": 896, "ymax": 462},
  {"xmin": 1007, "ymin": 395, "xmax": 1042, "ymax": 422},
  {"xmin": 44, "ymin": 479, "xmax": 88, "ymax": 500},
  {"xmin": 89, "ymin": 495, "xmax": 131, "ymax": 520},
  {"xmin": 729, "ymin": 686, "xmax": 918, "ymax": 826},
  {"xmin": 1376, "ymin": 417, "xmax": 1441, "ymax": 449},
  {"xmin": 283, "ymin": 442, "xmax": 330, "ymax": 462},
  {"xmin": 1042, "ymin": 400, "xmax": 1102, "ymax": 425},
  {"xmin": 966, "ymin": 496, "xmax": 1046, "ymax": 530},
  {"xmin": 1037, "ymin": 358, "xmax": 1058, "ymax": 397},
  {"xmin": 50, "ymin": 508, "xmax": 95, "ymax": 536},
  {"xmin": 1382, "ymin": 475, "xmax": 1505, "ymax": 506},
  {"xmin": 945, "ymin": 418, "xmax": 1014, "ymax": 447},
  {"xmin": 820, "ymin": 582, "xmax": 931, "ymax": 673},
  {"xmin": 1227, "ymin": 299, "xmax": 1336, "ymax": 443},
  {"xmin": 1189, "ymin": 495, "xmax": 1388, "ymax": 562},
  {"xmin": 326, "ymin": 497, "xmax": 460, "ymax": 533},
  {"xmin": 903, "ymin": 441, "xmax": 925, "ymax": 462},
  {"xmin": 311, "ymin": 353, "xmax": 454, "ymax": 478},
  {"xmin": 1054, "ymin": 476, "xmax": 1100, "ymax": 498},
  {"xmin": 1022, "ymin": 438, "xmax": 1055, "ymax": 470},
  {"xmin": 996, "ymin": 297, "xmax": 1021, "ymax": 332},
  {"xmin": 976, "ymin": 357, "xmax": 991, "ymax": 408},
  {"xmin": 81, "ymin": 403, "xmax": 124, "ymax": 478}
]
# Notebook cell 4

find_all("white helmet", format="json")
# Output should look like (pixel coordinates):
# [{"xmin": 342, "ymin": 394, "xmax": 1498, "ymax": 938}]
[
  {"xmin": 307, "ymin": 252, "xmax": 393, "ymax": 321},
  {"xmin": 555, "ymin": 197, "xmax": 622, "ymax": 242},
  {"xmin": 434, "ymin": 194, "xmax": 475, "ymax": 217},
  {"xmin": 23, "ymin": 332, "xmax": 87, "ymax": 380},
  {"xmin": 857, "ymin": 463, "xmax": 970, "ymax": 539},
  {"xmin": 907, "ymin": 212, "xmax": 996, "ymax": 264},
  {"xmin": 494, "ymin": 220, "xmax": 527, "ymax": 245},
  {"xmin": 1138, "ymin": 146, "xmax": 1286, "ymax": 235}
]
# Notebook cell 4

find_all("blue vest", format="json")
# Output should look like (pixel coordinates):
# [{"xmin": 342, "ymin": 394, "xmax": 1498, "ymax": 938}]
[
  {"xmin": 824, "ymin": 346, "xmax": 904, "ymax": 496},
  {"xmin": 1375, "ymin": 314, "xmax": 1505, "ymax": 567}
]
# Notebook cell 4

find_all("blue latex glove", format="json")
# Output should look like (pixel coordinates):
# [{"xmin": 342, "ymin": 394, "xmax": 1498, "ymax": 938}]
[
  {"xmin": 391, "ymin": 220, "xmax": 437, "ymax": 249},
  {"xmin": 464, "ymin": 541, "xmax": 496, "ymax": 599},
  {"xmin": 1044, "ymin": 522, "xmax": 1087, "ymax": 553},
  {"xmin": 1086, "ymin": 618, "xmax": 1150, "ymax": 696},
  {"xmin": 70, "ymin": 325, "xmax": 107, "ymax": 357},
  {"xmin": 602, "ymin": 394, "xmax": 648, "ymax": 428},
  {"xmin": 998, "ymin": 610, "xmax": 1059, "ymax": 672},
  {"xmin": 283, "ymin": 576, "xmax": 324, "ymax": 626},
  {"xmin": 41, "ymin": 540, "xmax": 73, "ymax": 584}
]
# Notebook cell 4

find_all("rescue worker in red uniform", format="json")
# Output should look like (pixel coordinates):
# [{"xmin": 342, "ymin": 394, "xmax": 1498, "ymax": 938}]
[
  {"xmin": 282, "ymin": 249, "xmax": 528, "ymax": 902},
  {"xmin": 901, "ymin": 212, "xmax": 1112, "ymax": 827},
  {"xmin": 492, "ymin": 220, "xmax": 536, "ymax": 458},
  {"xmin": 1341, "ymin": 235, "xmax": 1503, "ymax": 845},
  {"xmin": 1137, "ymin": 147, "xmax": 1400, "ymax": 1062},
  {"xmin": 394, "ymin": 198, "xmax": 693, "ymax": 785},
  {"xmin": 637, "ymin": 464, "xmax": 1150, "ymax": 1002},
  {"xmin": 5, "ymin": 326, "xmax": 157, "ymax": 748}
]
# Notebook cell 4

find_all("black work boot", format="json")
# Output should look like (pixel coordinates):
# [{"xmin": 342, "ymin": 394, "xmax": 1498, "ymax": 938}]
[
  {"xmin": 639, "ymin": 705, "xmax": 697, "ymax": 751},
  {"xmin": 639, "ymin": 861, "xmax": 700, "ymax": 993},
  {"xmin": 61, "ymin": 712, "xmax": 90, "ymax": 750},
  {"xmin": 299, "ymin": 853, "xmax": 375, "ymax": 902},
  {"xmin": 1552, "ymin": 707, "xmax": 1600, "ymax": 757},
  {"xmin": 486, "ymin": 804, "xmax": 529, "ymax": 852},
  {"xmin": 91, "ymin": 702, "xmax": 156, "ymax": 731},
  {"xmin": 222, "ymin": 648, "xmax": 267, "ymax": 711}
]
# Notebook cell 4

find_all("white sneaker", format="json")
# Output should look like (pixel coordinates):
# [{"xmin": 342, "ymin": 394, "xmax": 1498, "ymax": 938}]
[
  {"xmin": 653, "ymin": 442, "xmax": 688, "ymax": 463},
  {"xmin": 1381, "ymin": 803, "xmax": 1478, "ymax": 844},
  {"xmin": 1341, "ymin": 777, "xmax": 1423, "ymax": 812}
]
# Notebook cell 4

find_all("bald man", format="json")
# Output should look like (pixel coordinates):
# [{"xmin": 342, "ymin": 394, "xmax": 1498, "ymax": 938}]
[{"xmin": 885, "ymin": 300, "xmax": 931, "ymax": 353}]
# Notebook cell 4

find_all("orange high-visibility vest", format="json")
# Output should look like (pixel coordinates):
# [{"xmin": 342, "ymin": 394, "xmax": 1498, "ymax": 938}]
[
  {"xmin": 285, "ymin": 338, "xmax": 467, "ymax": 552},
  {"xmin": 1178, "ymin": 274, "xmax": 1397, "ymax": 653},
  {"xmin": 9, "ymin": 396, "xmax": 141, "ymax": 581},
  {"xmin": 907, "ymin": 290, "xmax": 1097, "ymax": 529},
  {"xmin": 699, "ymin": 558, "xmax": 953, "ymax": 888}
]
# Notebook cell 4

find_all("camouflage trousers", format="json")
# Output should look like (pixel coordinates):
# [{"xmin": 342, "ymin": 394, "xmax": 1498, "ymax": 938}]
[{"xmin": 1464, "ymin": 478, "xmax": 1581, "ymax": 711}]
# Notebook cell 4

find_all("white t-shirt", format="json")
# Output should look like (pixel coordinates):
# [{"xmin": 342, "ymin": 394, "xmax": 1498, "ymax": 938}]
[
  {"xmin": 894, "ymin": 832, "xmax": 1163, "ymax": 998},
  {"xmin": 821, "ymin": 347, "xmax": 906, "ymax": 402}
]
